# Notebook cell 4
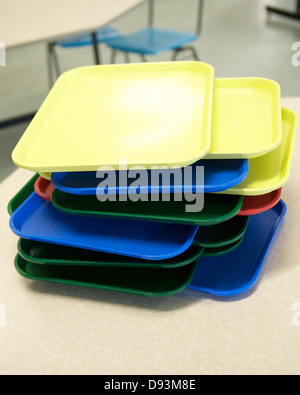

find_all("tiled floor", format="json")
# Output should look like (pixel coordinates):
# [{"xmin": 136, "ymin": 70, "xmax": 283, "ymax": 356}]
[{"xmin": 0, "ymin": 0, "xmax": 299, "ymax": 181}]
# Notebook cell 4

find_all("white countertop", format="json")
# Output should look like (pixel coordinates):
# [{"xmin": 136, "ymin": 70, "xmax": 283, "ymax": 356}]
[
  {"xmin": 0, "ymin": 97, "xmax": 300, "ymax": 375},
  {"xmin": 1, "ymin": 0, "xmax": 145, "ymax": 48}
]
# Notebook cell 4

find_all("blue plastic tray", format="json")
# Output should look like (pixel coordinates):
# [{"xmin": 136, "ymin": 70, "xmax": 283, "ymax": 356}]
[
  {"xmin": 51, "ymin": 159, "xmax": 249, "ymax": 196},
  {"xmin": 9, "ymin": 193, "xmax": 199, "ymax": 261},
  {"xmin": 188, "ymin": 200, "xmax": 287, "ymax": 296}
]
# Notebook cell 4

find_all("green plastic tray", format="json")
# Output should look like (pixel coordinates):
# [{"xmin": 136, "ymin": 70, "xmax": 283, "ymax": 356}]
[
  {"xmin": 193, "ymin": 216, "xmax": 250, "ymax": 248},
  {"xmin": 17, "ymin": 238, "xmax": 204, "ymax": 269},
  {"xmin": 7, "ymin": 173, "xmax": 39, "ymax": 215},
  {"xmin": 202, "ymin": 236, "xmax": 244, "ymax": 257},
  {"xmin": 51, "ymin": 189, "xmax": 244, "ymax": 226},
  {"xmin": 14, "ymin": 254, "xmax": 199, "ymax": 298}
]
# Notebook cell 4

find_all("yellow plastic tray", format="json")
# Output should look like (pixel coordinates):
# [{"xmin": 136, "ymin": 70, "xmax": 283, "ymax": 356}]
[
  {"xmin": 39, "ymin": 172, "xmax": 51, "ymax": 181},
  {"xmin": 12, "ymin": 61, "xmax": 214, "ymax": 172},
  {"xmin": 221, "ymin": 108, "xmax": 298, "ymax": 196},
  {"xmin": 206, "ymin": 78, "xmax": 283, "ymax": 159}
]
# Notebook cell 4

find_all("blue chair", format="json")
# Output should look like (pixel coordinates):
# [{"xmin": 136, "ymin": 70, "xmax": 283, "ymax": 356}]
[
  {"xmin": 46, "ymin": 25, "xmax": 122, "ymax": 87},
  {"xmin": 106, "ymin": 0, "xmax": 204, "ymax": 63}
]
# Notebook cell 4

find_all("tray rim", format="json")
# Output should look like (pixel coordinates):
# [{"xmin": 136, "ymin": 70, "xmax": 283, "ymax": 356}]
[
  {"xmin": 188, "ymin": 199, "xmax": 287, "ymax": 296},
  {"xmin": 39, "ymin": 172, "xmax": 51, "ymax": 181},
  {"xmin": 9, "ymin": 192, "xmax": 200, "ymax": 261},
  {"xmin": 219, "ymin": 108, "xmax": 298, "ymax": 196},
  {"xmin": 205, "ymin": 77, "xmax": 283, "ymax": 159},
  {"xmin": 14, "ymin": 254, "xmax": 199, "ymax": 298},
  {"xmin": 202, "ymin": 235, "xmax": 244, "ymax": 257},
  {"xmin": 51, "ymin": 188, "xmax": 245, "ymax": 227},
  {"xmin": 50, "ymin": 159, "xmax": 249, "ymax": 196},
  {"xmin": 238, "ymin": 188, "xmax": 282, "ymax": 216},
  {"xmin": 17, "ymin": 238, "xmax": 205, "ymax": 269},
  {"xmin": 193, "ymin": 216, "xmax": 250, "ymax": 248},
  {"xmin": 34, "ymin": 176, "xmax": 55, "ymax": 202},
  {"xmin": 11, "ymin": 61, "xmax": 215, "ymax": 172}
]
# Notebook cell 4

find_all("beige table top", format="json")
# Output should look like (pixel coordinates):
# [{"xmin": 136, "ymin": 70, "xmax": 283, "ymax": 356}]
[
  {"xmin": 0, "ymin": 97, "xmax": 300, "ymax": 375},
  {"xmin": 1, "ymin": 0, "xmax": 145, "ymax": 48}
]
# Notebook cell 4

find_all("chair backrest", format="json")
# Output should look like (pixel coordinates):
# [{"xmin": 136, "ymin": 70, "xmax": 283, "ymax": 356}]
[{"xmin": 147, "ymin": 0, "xmax": 204, "ymax": 35}]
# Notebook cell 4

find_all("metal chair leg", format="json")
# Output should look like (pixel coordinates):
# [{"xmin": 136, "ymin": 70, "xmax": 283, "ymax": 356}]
[
  {"xmin": 91, "ymin": 32, "xmax": 101, "ymax": 64},
  {"xmin": 110, "ymin": 49, "xmax": 131, "ymax": 64},
  {"xmin": 172, "ymin": 46, "xmax": 200, "ymax": 62},
  {"xmin": 111, "ymin": 49, "xmax": 117, "ymax": 64},
  {"xmin": 172, "ymin": 49, "xmax": 181, "ymax": 61},
  {"xmin": 124, "ymin": 52, "xmax": 130, "ymax": 63},
  {"xmin": 50, "ymin": 43, "xmax": 61, "ymax": 78},
  {"xmin": 46, "ymin": 43, "xmax": 54, "ymax": 89},
  {"xmin": 47, "ymin": 43, "xmax": 61, "ymax": 88},
  {"xmin": 189, "ymin": 46, "xmax": 200, "ymax": 61}
]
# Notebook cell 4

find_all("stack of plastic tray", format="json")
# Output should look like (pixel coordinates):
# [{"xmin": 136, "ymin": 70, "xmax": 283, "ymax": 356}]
[{"xmin": 8, "ymin": 62, "xmax": 298, "ymax": 298}]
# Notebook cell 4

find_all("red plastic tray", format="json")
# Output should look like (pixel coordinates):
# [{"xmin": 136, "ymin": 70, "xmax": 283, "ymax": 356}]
[
  {"xmin": 238, "ymin": 188, "xmax": 282, "ymax": 216},
  {"xmin": 34, "ymin": 177, "xmax": 55, "ymax": 202}
]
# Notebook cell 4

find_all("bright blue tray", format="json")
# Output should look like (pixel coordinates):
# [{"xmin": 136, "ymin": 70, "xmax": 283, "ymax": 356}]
[
  {"xmin": 51, "ymin": 159, "xmax": 249, "ymax": 196},
  {"xmin": 188, "ymin": 200, "xmax": 287, "ymax": 297},
  {"xmin": 9, "ymin": 193, "xmax": 199, "ymax": 261}
]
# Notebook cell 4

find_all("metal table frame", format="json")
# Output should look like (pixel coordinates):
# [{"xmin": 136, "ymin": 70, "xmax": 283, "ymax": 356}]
[
  {"xmin": 0, "ymin": 0, "xmax": 145, "ymax": 130},
  {"xmin": 0, "ymin": 34, "xmax": 102, "ymax": 130},
  {"xmin": 266, "ymin": 0, "xmax": 300, "ymax": 22}
]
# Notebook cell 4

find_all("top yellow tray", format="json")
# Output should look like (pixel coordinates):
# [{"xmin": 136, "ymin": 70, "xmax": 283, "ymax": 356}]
[
  {"xmin": 220, "ymin": 107, "xmax": 298, "ymax": 196},
  {"xmin": 12, "ymin": 61, "xmax": 214, "ymax": 172},
  {"xmin": 206, "ymin": 78, "xmax": 283, "ymax": 159}
]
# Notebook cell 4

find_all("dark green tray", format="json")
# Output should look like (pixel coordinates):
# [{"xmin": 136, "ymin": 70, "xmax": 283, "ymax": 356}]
[
  {"xmin": 202, "ymin": 236, "xmax": 244, "ymax": 257},
  {"xmin": 17, "ymin": 238, "xmax": 204, "ymax": 269},
  {"xmin": 193, "ymin": 216, "xmax": 250, "ymax": 248},
  {"xmin": 51, "ymin": 189, "xmax": 244, "ymax": 226},
  {"xmin": 14, "ymin": 254, "xmax": 199, "ymax": 298},
  {"xmin": 7, "ymin": 173, "xmax": 39, "ymax": 215},
  {"xmin": 9, "ymin": 178, "xmax": 245, "ymax": 254}
]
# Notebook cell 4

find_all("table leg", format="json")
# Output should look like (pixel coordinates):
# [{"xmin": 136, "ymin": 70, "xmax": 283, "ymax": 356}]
[
  {"xmin": 0, "ymin": 113, "xmax": 35, "ymax": 129},
  {"xmin": 91, "ymin": 32, "xmax": 101, "ymax": 64},
  {"xmin": 0, "ymin": 44, "xmax": 57, "ymax": 129},
  {"xmin": 266, "ymin": 0, "xmax": 300, "ymax": 21},
  {"xmin": 46, "ymin": 44, "xmax": 54, "ymax": 89}
]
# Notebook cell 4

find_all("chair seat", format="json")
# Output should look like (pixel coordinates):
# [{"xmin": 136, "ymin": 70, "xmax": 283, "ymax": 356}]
[
  {"xmin": 106, "ymin": 28, "xmax": 198, "ymax": 55},
  {"xmin": 57, "ymin": 26, "xmax": 122, "ymax": 48}
]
